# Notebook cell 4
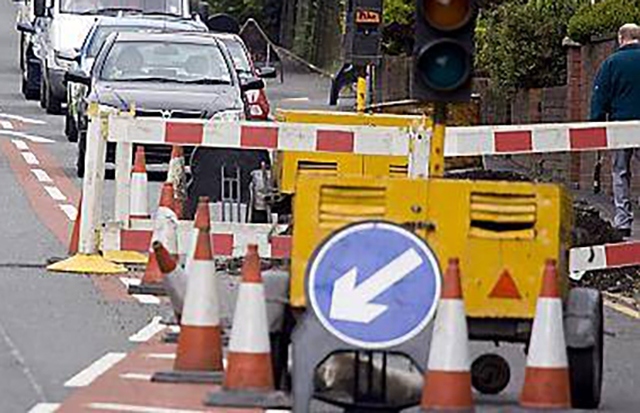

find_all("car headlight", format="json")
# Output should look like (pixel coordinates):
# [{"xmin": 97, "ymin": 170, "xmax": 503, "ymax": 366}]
[{"xmin": 211, "ymin": 109, "xmax": 244, "ymax": 122}]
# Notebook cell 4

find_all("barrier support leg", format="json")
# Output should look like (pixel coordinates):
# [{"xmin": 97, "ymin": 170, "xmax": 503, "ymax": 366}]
[
  {"xmin": 104, "ymin": 141, "xmax": 146, "ymax": 265},
  {"xmin": 48, "ymin": 107, "xmax": 126, "ymax": 274}
]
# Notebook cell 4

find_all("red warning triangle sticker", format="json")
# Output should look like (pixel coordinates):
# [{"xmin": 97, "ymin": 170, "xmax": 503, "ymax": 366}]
[{"xmin": 489, "ymin": 270, "xmax": 522, "ymax": 299}]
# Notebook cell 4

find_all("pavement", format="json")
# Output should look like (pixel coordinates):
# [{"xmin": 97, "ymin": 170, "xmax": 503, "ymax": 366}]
[{"xmin": 2, "ymin": 0, "xmax": 640, "ymax": 412}]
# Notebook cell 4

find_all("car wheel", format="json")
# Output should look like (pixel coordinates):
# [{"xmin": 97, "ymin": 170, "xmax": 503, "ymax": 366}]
[
  {"xmin": 22, "ymin": 74, "xmax": 39, "ymax": 100},
  {"xmin": 77, "ymin": 131, "xmax": 86, "ymax": 178},
  {"xmin": 22, "ymin": 48, "xmax": 40, "ymax": 100},
  {"xmin": 65, "ymin": 110, "xmax": 78, "ymax": 142},
  {"xmin": 39, "ymin": 69, "xmax": 47, "ymax": 109},
  {"xmin": 44, "ymin": 70, "xmax": 63, "ymax": 115}
]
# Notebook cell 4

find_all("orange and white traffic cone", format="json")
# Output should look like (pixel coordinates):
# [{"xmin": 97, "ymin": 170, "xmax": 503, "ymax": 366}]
[
  {"xmin": 421, "ymin": 258, "xmax": 474, "ymax": 412},
  {"xmin": 223, "ymin": 244, "xmax": 274, "ymax": 390},
  {"xmin": 68, "ymin": 194, "xmax": 82, "ymax": 255},
  {"xmin": 153, "ymin": 241, "xmax": 187, "ymax": 323},
  {"xmin": 128, "ymin": 182, "xmax": 178, "ymax": 296},
  {"xmin": 206, "ymin": 244, "xmax": 290, "ymax": 408},
  {"xmin": 519, "ymin": 260, "xmax": 571, "ymax": 409},
  {"xmin": 174, "ymin": 198, "xmax": 223, "ymax": 372},
  {"xmin": 130, "ymin": 146, "xmax": 149, "ymax": 220},
  {"xmin": 167, "ymin": 145, "xmax": 186, "ymax": 219}
]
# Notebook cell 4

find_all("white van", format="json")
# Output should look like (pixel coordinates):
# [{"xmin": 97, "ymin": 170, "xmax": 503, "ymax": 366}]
[{"xmin": 16, "ymin": 0, "xmax": 203, "ymax": 114}]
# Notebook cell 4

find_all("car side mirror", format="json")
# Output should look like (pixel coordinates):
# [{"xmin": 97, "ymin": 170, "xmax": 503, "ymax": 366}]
[
  {"xmin": 240, "ymin": 77, "xmax": 265, "ymax": 92},
  {"xmin": 16, "ymin": 21, "xmax": 35, "ymax": 33},
  {"xmin": 257, "ymin": 66, "xmax": 277, "ymax": 79},
  {"xmin": 57, "ymin": 49, "xmax": 80, "ymax": 62},
  {"xmin": 34, "ymin": 0, "xmax": 46, "ymax": 17},
  {"xmin": 65, "ymin": 69, "xmax": 91, "ymax": 86}
]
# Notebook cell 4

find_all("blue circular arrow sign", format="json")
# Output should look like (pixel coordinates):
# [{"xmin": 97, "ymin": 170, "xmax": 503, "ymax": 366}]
[{"xmin": 307, "ymin": 221, "xmax": 442, "ymax": 349}]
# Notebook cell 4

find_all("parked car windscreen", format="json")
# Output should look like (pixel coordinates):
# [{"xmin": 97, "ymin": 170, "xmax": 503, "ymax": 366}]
[
  {"xmin": 100, "ymin": 41, "xmax": 233, "ymax": 84},
  {"xmin": 219, "ymin": 39, "xmax": 253, "ymax": 77},
  {"xmin": 60, "ymin": 0, "xmax": 183, "ymax": 16},
  {"xmin": 87, "ymin": 26, "xmax": 155, "ymax": 58}
]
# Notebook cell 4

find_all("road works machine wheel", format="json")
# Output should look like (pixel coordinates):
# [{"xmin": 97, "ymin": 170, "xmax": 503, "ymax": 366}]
[{"xmin": 565, "ymin": 287, "xmax": 604, "ymax": 409}]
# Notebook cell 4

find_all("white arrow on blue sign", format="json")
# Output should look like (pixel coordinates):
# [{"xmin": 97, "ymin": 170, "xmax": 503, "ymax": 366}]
[{"xmin": 307, "ymin": 221, "xmax": 442, "ymax": 349}]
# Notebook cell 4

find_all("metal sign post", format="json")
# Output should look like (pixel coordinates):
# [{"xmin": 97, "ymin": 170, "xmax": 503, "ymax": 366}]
[{"xmin": 291, "ymin": 221, "xmax": 442, "ymax": 411}]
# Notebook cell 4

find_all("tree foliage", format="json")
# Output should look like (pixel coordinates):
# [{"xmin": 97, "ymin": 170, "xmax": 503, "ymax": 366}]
[
  {"xmin": 567, "ymin": 0, "xmax": 640, "ymax": 44},
  {"xmin": 476, "ymin": 0, "xmax": 584, "ymax": 96}
]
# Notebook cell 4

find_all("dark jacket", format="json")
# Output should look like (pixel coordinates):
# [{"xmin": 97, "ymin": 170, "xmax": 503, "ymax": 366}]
[{"xmin": 590, "ymin": 43, "xmax": 640, "ymax": 121}]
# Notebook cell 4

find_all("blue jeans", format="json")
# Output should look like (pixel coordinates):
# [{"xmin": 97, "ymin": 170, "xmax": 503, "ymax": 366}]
[{"xmin": 612, "ymin": 149, "xmax": 639, "ymax": 229}]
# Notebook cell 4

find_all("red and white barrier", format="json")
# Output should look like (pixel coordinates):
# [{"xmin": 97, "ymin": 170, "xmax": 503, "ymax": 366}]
[
  {"xmin": 101, "ymin": 219, "xmax": 291, "ymax": 259},
  {"xmin": 77, "ymin": 109, "xmax": 640, "ymax": 262},
  {"xmin": 569, "ymin": 241, "xmax": 640, "ymax": 280},
  {"xmin": 108, "ymin": 114, "xmax": 640, "ymax": 157}
]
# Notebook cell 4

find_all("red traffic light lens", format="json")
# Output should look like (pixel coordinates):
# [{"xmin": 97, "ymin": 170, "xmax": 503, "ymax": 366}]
[{"xmin": 423, "ymin": 0, "xmax": 472, "ymax": 31}]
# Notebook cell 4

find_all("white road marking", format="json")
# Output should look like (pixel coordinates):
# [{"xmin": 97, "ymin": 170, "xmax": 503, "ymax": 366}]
[
  {"xmin": 64, "ymin": 352, "xmax": 126, "ymax": 388},
  {"xmin": 44, "ymin": 186, "xmax": 67, "ymax": 201},
  {"xmin": 0, "ymin": 120, "xmax": 13, "ymax": 130},
  {"xmin": 27, "ymin": 403, "xmax": 60, "ymax": 413},
  {"xmin": 31, "ymin": 169, "xmax": 53, "ymax": 182},
  {"xmin": 119, "ymin": 372, "xmax": 152, "ymax": 381},
  {"xmin": 87, "ymin": 403, "xmax": 205, "ymax": 413},
  {"xmin": 145, "ymin": 353, "xmax": 176, "ymax": 360},
  {"xmin": 282, "ymin": 97, "xmax": 310, "ymax": 102},
  {"xmin": 132, "ymin": 294, "xmax": 161, "ymax": 305},
  {"xmin": 59, "ymin": 204, "xmax": 78, "ymax": 221},
  {"xmin": 118, "ymin": 278, "xmax": 160, "ymax": 304},
  {"xmin": 11, "ymin": 139, "xmax": 28, "ymax": 151},
  {"xmin": 0, "ymin": 113, "xmax": 46, "ymax": 125},
  {"xmin": 87, "ymin": 404, "xmax": 289, "ymax": 413},
  {"xmin": 128, "ymin": 316, "xmax": 164, "ymax": 343},
  {"xmin": 119, "ymin": 277, "xmax": 141, "ymax": 287},
  {"xmin": 21, "ymin": 152, "xmax": 39, "ymax": 165},
  {"xmin": 0, "ymin": 130, "xmax": 54, "ymax": 143}
]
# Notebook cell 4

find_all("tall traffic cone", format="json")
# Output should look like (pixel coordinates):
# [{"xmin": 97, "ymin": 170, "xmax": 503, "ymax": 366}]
[
  {"xmin": 68, "ymin": 194, "xmax": 82, "ymax": 255},
  {"xmin": 167, "ymin": 145, "xmax": 186, "ymax": 219},
  {"xmin": 128, "ymin": 182, "xmax": 178, "ymax": 296},
  {"xmin": 130, "ymin": 146, "xmax": 150, "ymax": 220},
  {"xmin": 153, "ymin": 199, "xmax": 225, "ymax": 385},
  {"xmin": 206, "ymin": 245, "xmax": 289, "ymax": 409},
  {"xmin": 421, "ymin": 258, "xmax": 474, "ymax": 412},
  {"xmin": 519, "ymin": 260, "xmax": 571, "ymax": 409}
]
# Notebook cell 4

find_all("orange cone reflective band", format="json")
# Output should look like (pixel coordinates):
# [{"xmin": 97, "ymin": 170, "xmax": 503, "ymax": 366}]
[
  {"xmin": 489, "ymin": 270, "xmax": 522, "ymax": 299},
  {"xmin": 174, "ymin": 210, "xmax": 222, "ymax": 372},
  {"xmin": 224, "ymin": 244, "xmax": 274, "ymax": 390},
  {"xmin": 130, "ymin": 146, "xmax": 149, "ymax": 219},
  {"xmin": 519, "ymin": 259, "xmax": 571, "ymax": 408},
  {"xmin": 421, "ymin": 258, "xmax": 474, "ymax": 411},
  {"xmin": 142, "ymin": 183, "xmax": 178, "ymax": 285},
  {"xmin": 154, "ymin": 241, "xmax": 187, "ymax": 322}
]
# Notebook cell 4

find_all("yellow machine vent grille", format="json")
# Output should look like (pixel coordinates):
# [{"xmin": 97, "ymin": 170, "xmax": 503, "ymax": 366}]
[
  {"xmin": 297, "ymin": 160, "xmax": 339, "ymax": 176},
  {"xmin": 319, "ymin": 186, "xmax": 386, "ymax": 231},
  {"xmin": 469, "ymin": 192, "xmax": 537, "ymax": 239},
  {"xmin": 389, "ymin": 164, "xmax": 409, "ymax": 177}
]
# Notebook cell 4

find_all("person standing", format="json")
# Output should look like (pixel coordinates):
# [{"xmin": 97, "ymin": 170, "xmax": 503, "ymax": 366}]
[{"xmin": 591, "ymin": 23, "xmax": 640, "ymax": 239}]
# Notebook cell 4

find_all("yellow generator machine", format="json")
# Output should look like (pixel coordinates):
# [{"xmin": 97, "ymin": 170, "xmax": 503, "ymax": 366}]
[{"xmin": 270, "ymin": 110, "xmax": 602, "ymax": 409}]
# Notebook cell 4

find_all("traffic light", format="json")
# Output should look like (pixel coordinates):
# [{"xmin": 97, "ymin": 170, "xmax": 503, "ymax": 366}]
[{"xmin": 412, "ymin": 0, "xmax": 478, "ymax": 103}]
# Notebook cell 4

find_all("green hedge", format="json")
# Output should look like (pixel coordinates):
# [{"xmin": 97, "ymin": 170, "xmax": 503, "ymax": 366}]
[{"xmin": 568, "ymin": 0, "xmax": 640, "ymax": 43}]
